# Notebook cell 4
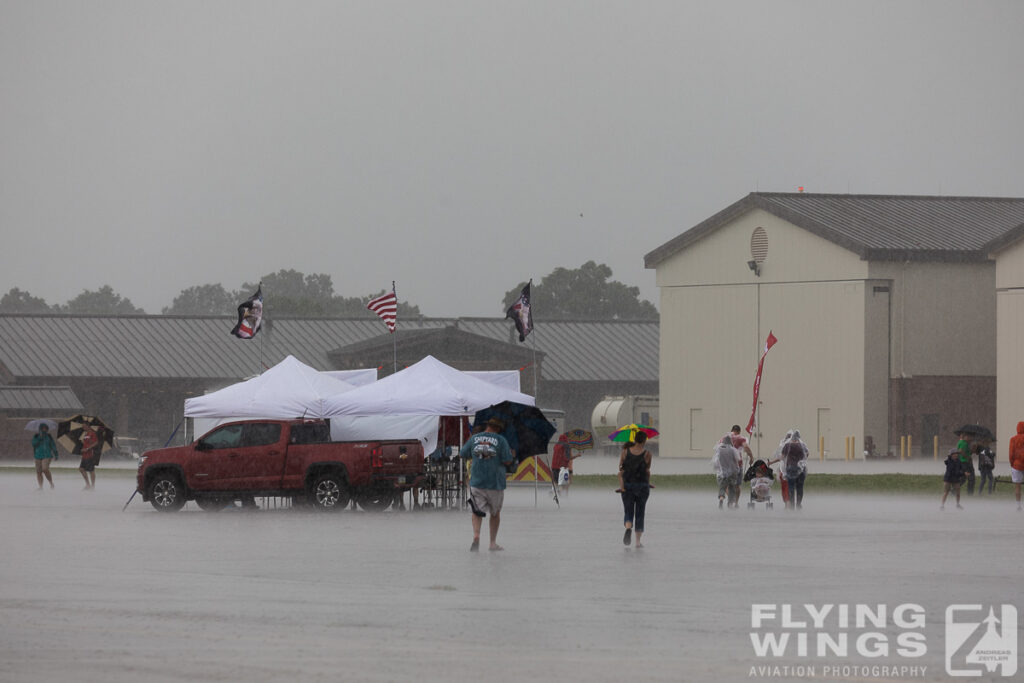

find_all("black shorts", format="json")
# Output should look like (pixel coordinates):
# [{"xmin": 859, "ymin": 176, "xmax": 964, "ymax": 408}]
[{"xmin": 79, "ymin": 457, "xmax": 97, "ymax": 472}]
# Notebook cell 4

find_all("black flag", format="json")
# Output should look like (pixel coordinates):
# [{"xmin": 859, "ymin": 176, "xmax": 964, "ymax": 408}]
[
  {"xmin": 231, "ymin": 287, "xmax": 264, "ymax": 339},
  {"xmin": 505, "ymin": 282, "xmax": 533, "ymax": 342}
]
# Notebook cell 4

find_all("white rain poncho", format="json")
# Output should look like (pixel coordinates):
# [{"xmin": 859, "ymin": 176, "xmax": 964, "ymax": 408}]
[
  {"xmin": 712, "ymin": 436, "xmax": 742, "ymax": 482},
  {"xmin": 781, "ymin": 429, "xmax": 810, "ymax": 479}
]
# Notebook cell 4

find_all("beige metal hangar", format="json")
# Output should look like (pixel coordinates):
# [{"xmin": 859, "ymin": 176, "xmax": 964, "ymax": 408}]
[
  {"xmin": 989, "ymin": 226, "xmax": 1024, "ymax": 448},
  {"xmin": 645, "ymin": 192, "xmax": 1024, "ymax": 460}
]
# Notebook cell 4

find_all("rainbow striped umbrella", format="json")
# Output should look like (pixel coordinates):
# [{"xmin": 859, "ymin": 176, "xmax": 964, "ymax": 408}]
[
  {"xmin": 608, "ymin": 423, "xmax": 659, "ymax": 443},
  {"xmin": 563, "ymin": 429, "xmax": 594, "ymax": 450}
]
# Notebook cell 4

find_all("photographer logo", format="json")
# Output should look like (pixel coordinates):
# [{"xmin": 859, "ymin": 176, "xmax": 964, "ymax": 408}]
[{"xmin": 945, "ymin": 604, "xmax": 1017, "ymax": 677}]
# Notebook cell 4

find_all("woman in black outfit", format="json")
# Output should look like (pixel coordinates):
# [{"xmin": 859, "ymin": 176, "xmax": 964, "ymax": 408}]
[{"xmin": 616, "ymin": 431, "xmax": 652, "ymax": 547}]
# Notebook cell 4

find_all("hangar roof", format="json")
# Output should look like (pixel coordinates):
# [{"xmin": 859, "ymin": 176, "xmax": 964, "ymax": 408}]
[
  {"xmin": 0, "ymin": 315, "xmax": 658, "ymax": 384},
  {"xmin": 645, "ymin": 193, "xmax": 1024, "ymax": 267}
]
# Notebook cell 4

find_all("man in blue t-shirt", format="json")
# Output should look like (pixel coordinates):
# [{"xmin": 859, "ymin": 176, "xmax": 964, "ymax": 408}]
[{"xmin": 460, "ymin": 418, "xmax": 514, "ymax": 552}]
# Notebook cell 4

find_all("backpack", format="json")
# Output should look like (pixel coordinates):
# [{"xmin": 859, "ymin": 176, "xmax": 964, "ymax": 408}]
[{"xmin": 979, "ymin": 450, "xmax": 994, "ymax": 469}]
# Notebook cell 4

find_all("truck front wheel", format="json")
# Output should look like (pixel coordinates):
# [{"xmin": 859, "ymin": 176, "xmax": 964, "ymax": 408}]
[
  {"xmin": 148, "ymin": 473, "xmax": 186, "ymax": 512},
  {"xmin": 310, "ymin": 472, "xmax": 350, "ymax": 511}
]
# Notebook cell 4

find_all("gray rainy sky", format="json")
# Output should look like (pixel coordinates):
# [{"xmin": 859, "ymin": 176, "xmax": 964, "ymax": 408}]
[{"xmin": 2, "ymin": 1, "xmax": 1023, "ymax": 317}]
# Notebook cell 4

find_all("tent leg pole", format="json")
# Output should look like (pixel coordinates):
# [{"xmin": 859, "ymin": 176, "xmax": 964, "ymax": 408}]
[{"xmin": 534, "ymin": 457, "xmax": 538, "ymax": 507}]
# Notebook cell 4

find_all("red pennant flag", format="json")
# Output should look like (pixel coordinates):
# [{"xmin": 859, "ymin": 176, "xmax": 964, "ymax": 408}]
[{"xmin": 746, "ymin": 332, "xmax": 778, "ymax": 435}]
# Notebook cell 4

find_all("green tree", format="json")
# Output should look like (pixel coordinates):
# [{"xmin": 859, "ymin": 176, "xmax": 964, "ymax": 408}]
[
  {"xmin": 162, "ymin": 284, "xmax": 237, "ymax": 315},
  {"xmin": 62, "ymin": 285, "xmax": 145, "ymax": 315},
  {"xmin": 501, "ymin": 261, "xmax": 658, "ymax": 320},
  {"xmin": 0, "ymin": 287, "xmax": 54, "ymax": 313},
  {"xmin": 237, "ymin": 270, "xmax": 422, "ymax": 319},
  {"xmin": 240, "ymin": 270, "xmax": 337, "ymax": 317}
]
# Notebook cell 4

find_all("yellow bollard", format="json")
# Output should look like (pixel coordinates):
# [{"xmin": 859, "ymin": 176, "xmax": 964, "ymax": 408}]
[
  {"xmin": 907, "ymin": 435, "xmax": 912, "ymax": 460},
  {"xmin": 844, "ymin": 436, "xmax": 850, "ymax": 461},
  {"xmin": 852, "ymin": 436, "xmax": 856, "ymax": 461},
  {"xmin": 819, "ymin": 436, "xmax": 824, "ymax": 461},
  {"xmin": 900, "ymin": 436, "xmax": 906, "ymax": 460},
  {"xmin": 933, "ymin": 435, "xmax": 938, "ymax": 460}
]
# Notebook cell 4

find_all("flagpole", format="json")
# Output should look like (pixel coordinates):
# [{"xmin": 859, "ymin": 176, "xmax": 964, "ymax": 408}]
[
  {"xmin": 391, "ymin": 280, "xmax": 398, "ymax": 374},
  {"xmin": 531, "ymin": 299, "xmax": 538, "ymax": 398},
  {"xmin": 754, "ymin": 281, "xmax": 759, "ymax": 457},
  {"xmin": 259, "ymin": 281, "xmax": 264, "ymax": 375},
  {"xmin": 529, "ymin": 279, "xmax": 538, "ymax": 507}
]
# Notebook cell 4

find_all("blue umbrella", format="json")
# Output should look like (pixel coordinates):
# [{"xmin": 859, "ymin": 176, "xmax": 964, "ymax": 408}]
[{"xmin": 473, "ymin": 402, "xmax": 557, "ymax": 461}]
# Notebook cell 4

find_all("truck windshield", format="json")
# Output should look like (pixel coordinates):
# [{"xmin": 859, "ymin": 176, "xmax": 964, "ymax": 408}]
[{"xmin": 201, "ymin": 424, "xmax": 243, "ymax": 450}]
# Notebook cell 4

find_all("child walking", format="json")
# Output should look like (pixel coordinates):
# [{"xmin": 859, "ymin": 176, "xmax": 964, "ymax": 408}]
[{"xmin": 941, "ymin": 447, "xmax": 966, "ymax": 510}]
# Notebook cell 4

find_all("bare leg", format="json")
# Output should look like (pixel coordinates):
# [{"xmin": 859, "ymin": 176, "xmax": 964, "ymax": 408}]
[
  {"xmin": 36, "ymin": 467, "xmax": 43, "ymax": 489},
  {"xmin": 80, "ymin": 468, "xmax": 90, "ymax": 488},
  {"xmin": 471, "ymin": 512, "xmax": 482, "ymax": 545},
  {"xmin": 635, "ymin": 530, "xmax": 644, "ymax": 548},
  {"xmin": 88, "ymin": 470, "xmax": 95, "ymax": 489},
  {"xmin": 43, "ymin": 468, "xmax": 54, "ymax": 488},
  {"xmin": 489, "ymin": 512, "xmax": 502, "ymax": 550}
]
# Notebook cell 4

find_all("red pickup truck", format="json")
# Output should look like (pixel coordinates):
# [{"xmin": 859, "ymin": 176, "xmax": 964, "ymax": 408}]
[{"xmin": 136, "ymin": 419, "xmax": 424, "ymax": 512}]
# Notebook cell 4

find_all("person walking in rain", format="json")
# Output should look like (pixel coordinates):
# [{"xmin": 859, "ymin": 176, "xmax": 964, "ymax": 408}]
[
  {"xmin": 616, "ymin": 431, "xmax": 653, "ymax": 547},
  {"xmin": 955, "ymin": 432, "xmax": 977, "ymax": 496},
  {"xmin": 460, "ymin": 418, "xmax": 514, "ymax": 551},
  {"xmin": 976, "ymin": 440, "xmax": 996, "ymax": 495},
  {"xmin": 730, "ymin": 424, "xmax": 754, "ymax": 467},
  {"xmin": 78, "ymin": 425, "xmax": 100, "ymax": 490},
  {"xmin": 1009, "ymin": 421, "xmax": 1024, "ymax": 511},
  {"xmin": 781, "ymin": 430, "xmax": 809, "ymax": 509},
  {"xmin": 32, "ymin": 423, "xmax": 58, "ymax": 489},
  {"xmin": 941, "ymin": 447, "xmax": 966, "ymax": 510},
  {"xmin": 713, "ymin": 434, "xmax": 742, "ymax": 508}
]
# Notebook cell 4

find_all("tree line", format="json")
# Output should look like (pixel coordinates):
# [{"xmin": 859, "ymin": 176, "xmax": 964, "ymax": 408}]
[{"xmin": 0, "ymin": 262, "xmax": 657, "ymax": 320}]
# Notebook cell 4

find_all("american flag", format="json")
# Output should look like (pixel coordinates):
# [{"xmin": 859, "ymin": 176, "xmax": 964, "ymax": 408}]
[{"xmin": 367, "ymin": 290, "xmax": 397, "ymax": 333}]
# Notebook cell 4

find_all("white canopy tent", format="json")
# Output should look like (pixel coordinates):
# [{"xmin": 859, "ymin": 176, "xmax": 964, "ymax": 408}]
[
  {"xmin": 183, "ymin": 356, "xmax": 438, "ymax": 449},
  {"xmin": 321, "ymin": 355, "xmax": 535, "ymax": 417},
  {"xmin": 182, "ymin": 356, "xmax": 531, "ymax": 453},
  {"xmin": 464, "ymin": 370, "xmax": 521, "ymax": 393},
  {"xmin": 184, "ymin": 355, "xmax": 358, "ymax": 421}
]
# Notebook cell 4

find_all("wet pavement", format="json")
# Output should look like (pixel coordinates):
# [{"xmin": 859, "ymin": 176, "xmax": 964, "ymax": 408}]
[{"xmin": 0, "ymin": 469, "xmax": 1020, "ymax": 683}]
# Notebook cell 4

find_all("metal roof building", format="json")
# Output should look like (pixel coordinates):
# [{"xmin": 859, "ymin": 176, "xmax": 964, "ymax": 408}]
[
  {"xmin": 646, "ymin": 193, "xmax": 1024, "ymax": 266},
  {"xmin": 645, "ymin": 192, "xmax": 1024, "ymax": 458},
  {"xmin": 0, "ymin": 314, "xmax": 658, "ymax": 455}
]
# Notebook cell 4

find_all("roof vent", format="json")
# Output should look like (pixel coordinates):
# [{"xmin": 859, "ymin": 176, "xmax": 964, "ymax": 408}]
[{"xmin": 750, "ymin": 227, "xmax": 768, "ymax": 264}]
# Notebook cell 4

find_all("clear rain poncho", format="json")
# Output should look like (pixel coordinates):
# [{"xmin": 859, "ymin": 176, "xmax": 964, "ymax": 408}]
[
  {"xmin": 712, "ymin": 436, "xmax": 742, "ymax": 481},
  {"xmin": 781, "ymin": 429, "xmax": 809, "ymax": 479}
]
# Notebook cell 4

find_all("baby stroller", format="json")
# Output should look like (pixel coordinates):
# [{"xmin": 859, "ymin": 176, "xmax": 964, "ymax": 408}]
[{"xmin": 743, "ymin": 459, "xmax": 775, "ymax": 510}]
